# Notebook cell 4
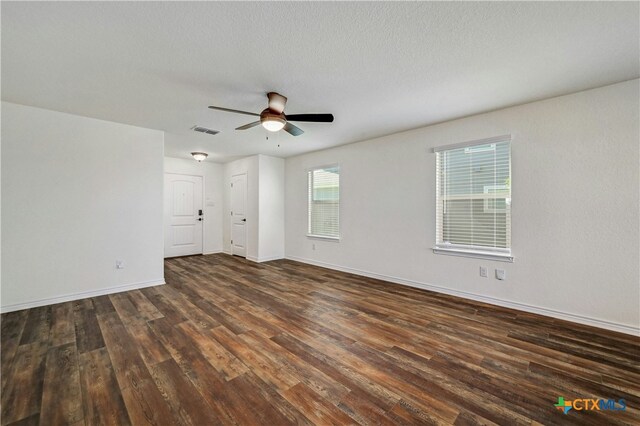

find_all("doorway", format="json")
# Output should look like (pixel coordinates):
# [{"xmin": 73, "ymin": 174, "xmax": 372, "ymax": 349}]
[
  {"xmin": 164, "ymin": 173, "xmax": 203, "ymax": 258},
  {"xmin": 230, "ymin": 173, "xmax": 247, "ymax": 257}
]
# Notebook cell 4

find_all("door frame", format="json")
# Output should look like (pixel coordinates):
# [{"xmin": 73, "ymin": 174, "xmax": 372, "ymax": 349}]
[
  {"xmin": 163, "ymin": 172, "xmax": 205, "ymax": 257},
  {"xmin": 230, "ymin": 172, "xmax": 248, "ymax": 257}
]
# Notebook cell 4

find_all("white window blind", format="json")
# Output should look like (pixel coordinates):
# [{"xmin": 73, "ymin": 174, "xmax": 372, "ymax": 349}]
[
  {"xmin": 308, "ymin": 166, "xmax": 340, "ymax": 238},
  {"xmin": 434, "ymin": 136, "xmax": 512, "ymax": 261}
]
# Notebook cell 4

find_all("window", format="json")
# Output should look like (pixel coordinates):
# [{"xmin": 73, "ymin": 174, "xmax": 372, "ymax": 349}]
[
  {"xmin": 308, "ymin": 166, "xmax": 340, "ymax": 239},
  {"xmin": 433, "ymin": 136, "xmax": 512, "ymax": 261}
]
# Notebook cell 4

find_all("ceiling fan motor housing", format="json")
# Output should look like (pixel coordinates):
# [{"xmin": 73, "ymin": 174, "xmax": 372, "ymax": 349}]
[{"xmin": 267, "ymin": 92, "xmax": 287, "ymax": 113}]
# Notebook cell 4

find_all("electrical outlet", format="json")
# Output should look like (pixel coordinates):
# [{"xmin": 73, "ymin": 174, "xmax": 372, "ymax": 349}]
[
  {"xmin": 479, "ymin": 266, "xmax": 488, "ymax": 277},
  {"xmin": 116, "ymin": 260, "xmax": 125, "ymax": 269},
  {"xmin": 496, "ymin": 269, "xmax": 506, "ymax": 280}
]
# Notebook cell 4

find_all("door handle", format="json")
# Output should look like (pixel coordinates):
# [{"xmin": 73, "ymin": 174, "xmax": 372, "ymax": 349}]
[
  {"xmin": 242, "ymin": 218, "xmax": 246, "ymax": 222},
  {"xmin": 198, "ymin": 218, "xmax": 203, "ymax": 221}
]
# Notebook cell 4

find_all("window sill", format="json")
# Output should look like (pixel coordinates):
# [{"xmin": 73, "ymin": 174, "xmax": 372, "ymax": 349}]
[
  {"xmin": 307, "ymin": 234, "xmax": 340, "ymax": 241},
  {"xmin": 432, "ymin": 247, "xmax": 514, "ymax": 262}
]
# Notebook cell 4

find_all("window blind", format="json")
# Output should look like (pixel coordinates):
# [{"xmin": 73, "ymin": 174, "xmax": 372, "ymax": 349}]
[
  {"xmin": 308, "ymin": 166, "xmax": 340, "ymax": 238},
  {"xmin": 435, "ymin": 137, "xmax": 511, "ymax": 258}
]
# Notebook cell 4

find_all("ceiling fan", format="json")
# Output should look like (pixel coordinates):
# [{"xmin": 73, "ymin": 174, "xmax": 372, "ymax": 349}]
[{"xmin": 208, "ymin": 92, "xmax": 333, "ymax": 136}]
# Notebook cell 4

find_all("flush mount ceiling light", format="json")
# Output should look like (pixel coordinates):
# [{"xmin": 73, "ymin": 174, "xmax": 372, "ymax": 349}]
[{"xmin": 191, "ymin": 152, "xmax": 208, "ymax": 162}]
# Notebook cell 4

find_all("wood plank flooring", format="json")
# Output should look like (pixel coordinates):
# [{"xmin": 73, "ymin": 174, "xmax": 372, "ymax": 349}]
[{"xmin": 2, "ymin": 253, "xmax": 639, "ymax": 425}]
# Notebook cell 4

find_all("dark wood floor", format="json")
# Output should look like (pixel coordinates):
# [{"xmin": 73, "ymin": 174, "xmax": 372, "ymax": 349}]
[{"xmin": 1, "ymin": 254, "xmax": 639, "ymax": 425}]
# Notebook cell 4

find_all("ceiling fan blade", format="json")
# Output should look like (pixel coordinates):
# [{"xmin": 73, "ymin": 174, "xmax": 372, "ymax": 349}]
[
  {"xmin": 285, "ymin": 113, "xmax": 334, "ymax": 123},
  {"xmin": 209, "ymin": 106, "xmax": 260, "ymax": 116},
  {"xmin": 236, "ymin": 121, "xmax": 261, "ymax": 130},
  {"xmin": 283, "ymin": 121, "xmax": 304, "ymax": 136}
]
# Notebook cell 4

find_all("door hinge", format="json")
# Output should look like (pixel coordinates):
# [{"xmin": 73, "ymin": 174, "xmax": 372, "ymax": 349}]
[
  {"xmin": 230, "ymin": 211, "xmax": 233, "ymax": 216},
  {"xmin": 231, "ymin": 183, "xmax": 233, "ymax": 187},
  {"xmin": 231, "ymin": 240, "xmax": 233, "ymax": 244}
]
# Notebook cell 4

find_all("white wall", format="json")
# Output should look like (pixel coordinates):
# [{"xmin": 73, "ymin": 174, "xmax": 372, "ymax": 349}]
[
  {"xmin": 164, "ymin": 157, "xmax": 223, "ymax": 254},
  {"xmin": 285, "ymin": 80, "xmax": 640, "ymax": 334},
  {"xmin": 223, "ymin": 155, "xmax": 259, "ymax": 259},
  {"xmin": 1, "ymin": 102, "xmax": 165, "ymax": 311},
  {"xmin": 0, "ymin": 109, "xmax": 2, "ymax": 293},
  {"xmin": 258, "ymin": 155, "xmax": 285, "ymax": 262}
]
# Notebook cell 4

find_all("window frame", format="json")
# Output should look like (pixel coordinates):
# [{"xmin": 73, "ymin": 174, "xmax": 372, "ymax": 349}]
[
  {"xmin": 432, "ymin": 135, "xmax": 514, "ymax": 262},
  {"xmin": 483, "ymin": 184, "xmax": 509, "ymax": 213},
  {"xmin": 307, "ymin": 164, "xmax": 341, "ymax": 241}
]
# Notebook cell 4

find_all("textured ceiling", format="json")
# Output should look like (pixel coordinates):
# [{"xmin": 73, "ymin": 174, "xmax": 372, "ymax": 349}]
[{"xmin": 2, "ymin": 2, "xmax": 638, "ymax": 162}]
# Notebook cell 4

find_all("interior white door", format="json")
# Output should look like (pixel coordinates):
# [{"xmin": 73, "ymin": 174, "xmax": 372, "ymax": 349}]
[
  {"xmin": 164, "ymin": 173, "xmax": 203, "ymax": 258},
  {"xmin": 230, "ymin": 173, "xmax": 247, "ymax": 258}
]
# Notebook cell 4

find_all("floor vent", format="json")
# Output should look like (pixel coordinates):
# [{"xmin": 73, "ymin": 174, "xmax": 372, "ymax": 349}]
[{"xmin": 192, "ymin": 126, "xmax": 220, "ymax": 135}]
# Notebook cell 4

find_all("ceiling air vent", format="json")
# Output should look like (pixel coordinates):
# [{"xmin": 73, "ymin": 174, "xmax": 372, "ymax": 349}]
[{"xmin": 192, "ymin": 126, "xmax": 219, "ymax": 135}]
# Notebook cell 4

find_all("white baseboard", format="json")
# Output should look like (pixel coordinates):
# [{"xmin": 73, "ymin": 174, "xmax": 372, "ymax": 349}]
[
  {"xmin": 203, "ymin": 250, "xmax": 223, "ymax": 255},
  {"xmin": 0, "ymin": 279, "xmax": 166, "ymax": 313},
  {"xmin": 285, "ymin": 255, "xmax": 639, "ymax": 336},
  {"xmin": 222, "ymin": 251, "xmax": 283, "ymax": 263},
  {"xmin": 248, "ymin": 254, "xmax": 284, "ymax": 263}
]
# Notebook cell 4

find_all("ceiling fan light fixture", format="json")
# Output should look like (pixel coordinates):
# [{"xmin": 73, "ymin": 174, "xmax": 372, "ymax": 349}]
[
  {"xmin": 260, "ymin": 114, "xmax": 286, "ymax": 132},
  {"xmin": 262, "ymin": 118, "xmax": 285, "ymax": 132},
  {"xmin": 191, "ymin": 152, "xmax": 208, "ymax": 162}
]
